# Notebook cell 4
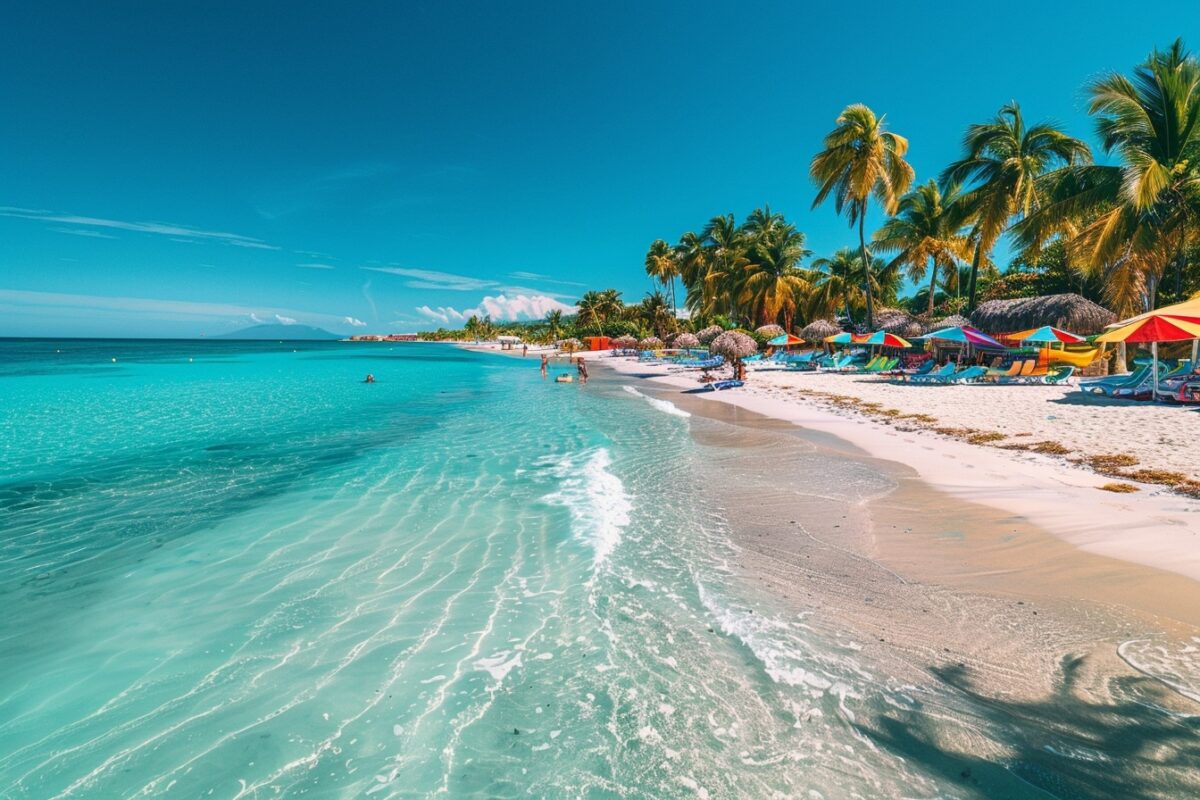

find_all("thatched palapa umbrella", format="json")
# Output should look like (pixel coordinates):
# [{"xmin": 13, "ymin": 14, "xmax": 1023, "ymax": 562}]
[
  {"xmin": 923, "ymin": 314, "xmax": 971, "ymax": 333},
  {"xmin": 970, "ymin": 294, "xmax": 1116, "ymax": 336},
  {"xmin": 872, "ymin": 307, "xmax": 924, "ymax": 338},
  {"xmin": 612, "ymin": 335, "xmax": 637, "ymax": 350},
  {"xmin": 697, "ymin": 325, "xmax": 725, "ymax": 345},
  {"xmin": 799, "ymin": 319, "xmax": 841, "ymax": 343},
  {"xmin": 638, "ymin": 336, "xmax": 664, "ymax": 351},
  {"xmin": 673, "ymin": 332, "xmax": 700, "ymax": 350},
  {"xmin": 755, "ymin": 324, "xmax": 786, "ymax": 339},
  {"xmin": 709, "ymin": 331, "xmax": 757, "ymax": 380},
  {"xmin": 559, "ymin": 338, "xmax": 583, "ymax": 354}
]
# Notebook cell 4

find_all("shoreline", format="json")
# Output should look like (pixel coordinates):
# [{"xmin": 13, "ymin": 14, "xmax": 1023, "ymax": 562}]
[{"xmin": 591, "ymin": 353, "xmax": 1200, "ymax": 588}]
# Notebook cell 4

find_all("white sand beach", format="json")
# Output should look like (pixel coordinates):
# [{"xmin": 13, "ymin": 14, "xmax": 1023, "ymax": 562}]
[{"xmin": 597, "ymin": 354, "xmax": 1200, "ymax": 585}]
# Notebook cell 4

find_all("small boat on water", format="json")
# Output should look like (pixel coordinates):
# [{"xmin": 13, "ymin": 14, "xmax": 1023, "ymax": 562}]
[{"xmin": 555, "ymin": 374, "xmax": 574, "ymax": 383}]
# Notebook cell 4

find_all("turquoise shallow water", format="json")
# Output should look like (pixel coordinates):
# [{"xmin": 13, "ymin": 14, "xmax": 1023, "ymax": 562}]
[{"xmin": 1, "ymin": 340, "xmax": 1196, "ymax": 799}]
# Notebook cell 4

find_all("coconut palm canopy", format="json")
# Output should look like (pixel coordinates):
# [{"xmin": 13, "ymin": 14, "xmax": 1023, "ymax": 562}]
[
  {"xmin": 970, "ymin": 294, "xmax": 1116, "ymax": 335},
  {"xmin": 799, "ymin": 319, "xmax": 842, "ymax": 342},
  {"xmin": 709, "ymin": 331, "xmax": 758, "ymax": 360},
  {"xmin": 638, "ymin": 337, "xmax": 664, "ymax": 350},
  {"xmin": 755, "ymin": 324, "xmax": 786, "ymax": 338},
  {"xmin": 673, "ymin": 332, "xmax": 700, "ymax": 349},
  {"xmin": 696, "ymin": 325, "xmax": 725, "ymax": 345}
]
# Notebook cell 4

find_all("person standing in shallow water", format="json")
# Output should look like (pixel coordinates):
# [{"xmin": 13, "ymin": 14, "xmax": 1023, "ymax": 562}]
[
  {"xmin": 540, "ymin": 354, "xmax": 548, "ymax": 379},
  {"xmin": 577, "ymin": 357, "xmax": 588, "ymax": 384},
  {"xmin": 522, "ymin": 343, "xmax": 528, "ymax": 357}
]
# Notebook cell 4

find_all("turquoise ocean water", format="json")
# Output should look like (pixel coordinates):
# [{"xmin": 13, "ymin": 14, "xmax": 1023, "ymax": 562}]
[{"xmin": 1, "ymin": 340, "xmax": 1196, "ymax": 799}]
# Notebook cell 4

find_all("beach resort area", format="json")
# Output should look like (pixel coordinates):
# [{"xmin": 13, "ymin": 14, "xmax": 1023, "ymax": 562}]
[{"xmin": 5, "ymin": 6, "xmax": 1200, "ymax": 799}]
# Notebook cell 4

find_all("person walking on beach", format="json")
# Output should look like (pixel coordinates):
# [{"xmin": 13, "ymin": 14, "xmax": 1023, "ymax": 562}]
[
  {"xmin": 540, "ymin": 353, "xmax": 549, "ymax": 379},
  {"xmin": 577, "ymin": 357, "xmax": 588, "ymax": 385},
  {"xmin": 522, "ymin": 343, "xmax": 528, "ymax": 358}
]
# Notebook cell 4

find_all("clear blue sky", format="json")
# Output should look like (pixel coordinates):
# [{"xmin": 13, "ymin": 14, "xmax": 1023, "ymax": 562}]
[{"xmin": 0, "ymin": 1, "xmax": 1194, "ymax": 337}]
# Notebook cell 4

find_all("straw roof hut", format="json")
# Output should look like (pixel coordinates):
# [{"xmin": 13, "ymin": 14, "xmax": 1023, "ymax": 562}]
[
  {"xmin": 673, "ymin": 332, "xmax": 700, "ymax": 349},
  {"xmin": 799, "ymin": 319, "xmax": 841, "ymax": 342},
  {"xmin": 697, "ymin": 325, "xmax": 725, "ymax": 345},
  {"xmin": 970, "ymin": 293, "xmax": 1116, "ymax": 335},
  {"xmin": 638, "ymin": 336, "xmax": 664, "ymax": 350},
  {"xmin": 755, "ymin": 324, "xmax": 785, "ymax": 338},
  {"xmin": 923, "ymin": 313, "xmax": 971, "ymax": 333},
  {"xmin": 612, "ymin": 335, "xmax": 637, "ymax": 349},
  {"xmin": 709, "ymin": 331, "xmax": 758, "ymax": 360},
  {"xmin": 872, "ymin": 308, "xmax": 923, "ymax": 337}
]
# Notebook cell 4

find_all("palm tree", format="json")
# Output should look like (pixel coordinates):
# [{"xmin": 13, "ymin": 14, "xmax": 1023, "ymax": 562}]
[
  {"xmin": 941, "ymin": 102, "xmax": 1091, "ymax": 311},
  {"xmin": 544, "ymin": 309, "xmax": 563, "ymax": 341},
  {"xmin": 808, "ymin": 248, "xmax": 898, "ymax": 325},
  {"xmin": 1016, "ymin": 41, "xmax": 1200, "ymax": 310},
  {"xmin": 874, "ymin": 180, "xmax": 973, "ymax": 316},
  {"xmin": 576, "ymin": 291, "xmax": 605, "ymax": 336},
  {"xmin": 811, "ymin": 104, "xmax": 915, "ymax": 328},
  {"xmin": 644, "ymin": 239, "xmax": 679, "ymax": 313},
  {"xmin": 638, "ymin": 291, "xmax": 675, "ymax": 338},
  {"xmin": 700, "ymin": 213, "xmax": 748, "ymax": 319},
  {"xmin": 576, "ymin": 289, "xmax": 624, "ymax": 336},
  {"xmin": 739, "ymin": 222, "xmax": 813, "ymax": 330}
]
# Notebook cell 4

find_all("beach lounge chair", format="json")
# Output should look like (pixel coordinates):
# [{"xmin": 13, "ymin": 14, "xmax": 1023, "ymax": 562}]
[
  {"xmin": 1079, "ymin": 365, "xmax": 1151, "ymax": 397},
  {"xmin": 1043, "ymin": 366, "xmax": 1075, "ymax": 384},
  {"xmin": 946, "ymin": 366, "xmax": 988, "ymax": 384},
  {"xmin": 907, "ymin": 363, "xmax": 958, "ymax": 384},
  {"xmin": 987, "ymin": 361, "xmax": 1024, "ymax": 379}
]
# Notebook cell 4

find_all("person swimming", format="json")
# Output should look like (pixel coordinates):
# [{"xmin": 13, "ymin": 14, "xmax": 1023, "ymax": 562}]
[{"xmin": 364, "ymin": 373, "xmax": 376, "ymax": 383}]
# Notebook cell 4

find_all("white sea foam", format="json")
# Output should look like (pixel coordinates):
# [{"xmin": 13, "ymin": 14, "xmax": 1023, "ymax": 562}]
[
  {"xmin": 622, "ymin": 385, "xmax": 690, "ymax": 418},
  {"xmin": 698, "ymin": 583, "xmax": 845, "ymax": 695},
  {"xmin": 1117, "ymin": 637, "xmax": 1200, "ymax": 704},
  {"xmin": 542, "ymin": 448, "xmax": 632, "ymax": 565}
]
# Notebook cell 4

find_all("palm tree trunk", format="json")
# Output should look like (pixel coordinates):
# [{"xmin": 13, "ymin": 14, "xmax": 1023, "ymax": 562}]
[
  {"xmin": 927, "ymin": 257, "xmax": 937, "ymax": 317},
  {"xmin": 966, "ymin": 242, "xmax": 983, "ymax": 312},
  {"xmin": 858, "ymin": 207, "xmax": 874, "ymax": 329}
]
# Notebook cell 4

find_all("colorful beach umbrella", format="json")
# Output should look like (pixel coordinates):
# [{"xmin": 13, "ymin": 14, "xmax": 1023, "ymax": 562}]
[
  {"xmin": 1110, "ymin": 296, "xmax": 1200, "ymax": 327},
  {"xmin": 862, "ymin": 330, "xmax": 912, "ymax": 348},
  {"xmin": 1095, "ymin": 315, "xmax": 1200, "ymax": 344},
  {"xmin": 823, "ymin": 332, "xmax": 856, "ymax": 344},
  {"xmin": 1012, "ymin": 325, "xmax": 1085, "ymax": 344},
  {"xmin": 918, "ymin": 325, "xmax": 1006, "ymax": 349},
  {"xmin": 767, "ymin": 333, "xmax": 804, "ymax": 347},
  {"xmin": 1096, "ymin": 313, "xmax": 1200, "ymax": 399}
]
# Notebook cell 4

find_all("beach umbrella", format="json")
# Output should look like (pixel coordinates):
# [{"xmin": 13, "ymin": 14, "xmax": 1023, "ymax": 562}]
[
  {"xmin": 823, "ymin": 332, "xmax": 857, "ymax": 344},
  {"xmin": 918, "ymin": 325, "xmax": 1007, "ymax": 349},
  {"xmin": 1104, "ymin": 298, "xmax": 1200, "ymax": 366},
  {"xmin": 799, "ymin": 319, "xmax": 841, "ymax": 343},
  {"xmin": 1096, "ymin": 314, "xmax": 1200, "ymax": 399},
  {"xmin": 1012, "ymin": 325, "xmax": 1085, "ymax": 344},
  {"xmin": 862, "ymin": 330, "xmax": 912, "ymax": 348},
  {"xmin": 768, "ymin": 333, "xmax": 804, "ymax": 347}
]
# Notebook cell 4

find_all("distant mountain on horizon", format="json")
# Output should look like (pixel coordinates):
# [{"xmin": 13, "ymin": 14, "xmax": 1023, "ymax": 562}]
[{"xmin": 213, "ymin": 323, "xmax": 342, "ymax": 340}]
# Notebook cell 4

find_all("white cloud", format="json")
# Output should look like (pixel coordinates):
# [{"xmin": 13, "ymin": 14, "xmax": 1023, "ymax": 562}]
[
  {"xmin": 363, "ymin": 266, "xmax": 497, "ymax": 291},
  {"xmin": 343, "ymin": 316, "xmax": 367, "ymax": 327},
  {"xmin": 49, "ymin": 227, "xmax": 118, "ymax": 239},
  {"xmin": 507, "ymin": 270, "xmax": 586, "ymax": 287},
  {"xmin": 0, "ymin": 206, "xmax": 276, "ymax": 250},
  {"xmin": 249, "ymin": 313, "xmax": 266, "ymax": 324},
  {"xmin": 274, "ymin": 314, "xmax": 297, "ymax": 325},
  {"xmin": 298, "ymin": 263, "xmax": 335, "ymax": 269},
  {"xmin": 415, "ymin": 293, "xmax": 576, "ymax": 325}
]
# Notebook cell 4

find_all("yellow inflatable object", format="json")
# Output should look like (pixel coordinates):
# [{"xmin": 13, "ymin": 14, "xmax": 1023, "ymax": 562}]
[{"xmin": 1043, "ymin": 347, "xmax": 1099, "ymax": 368}]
